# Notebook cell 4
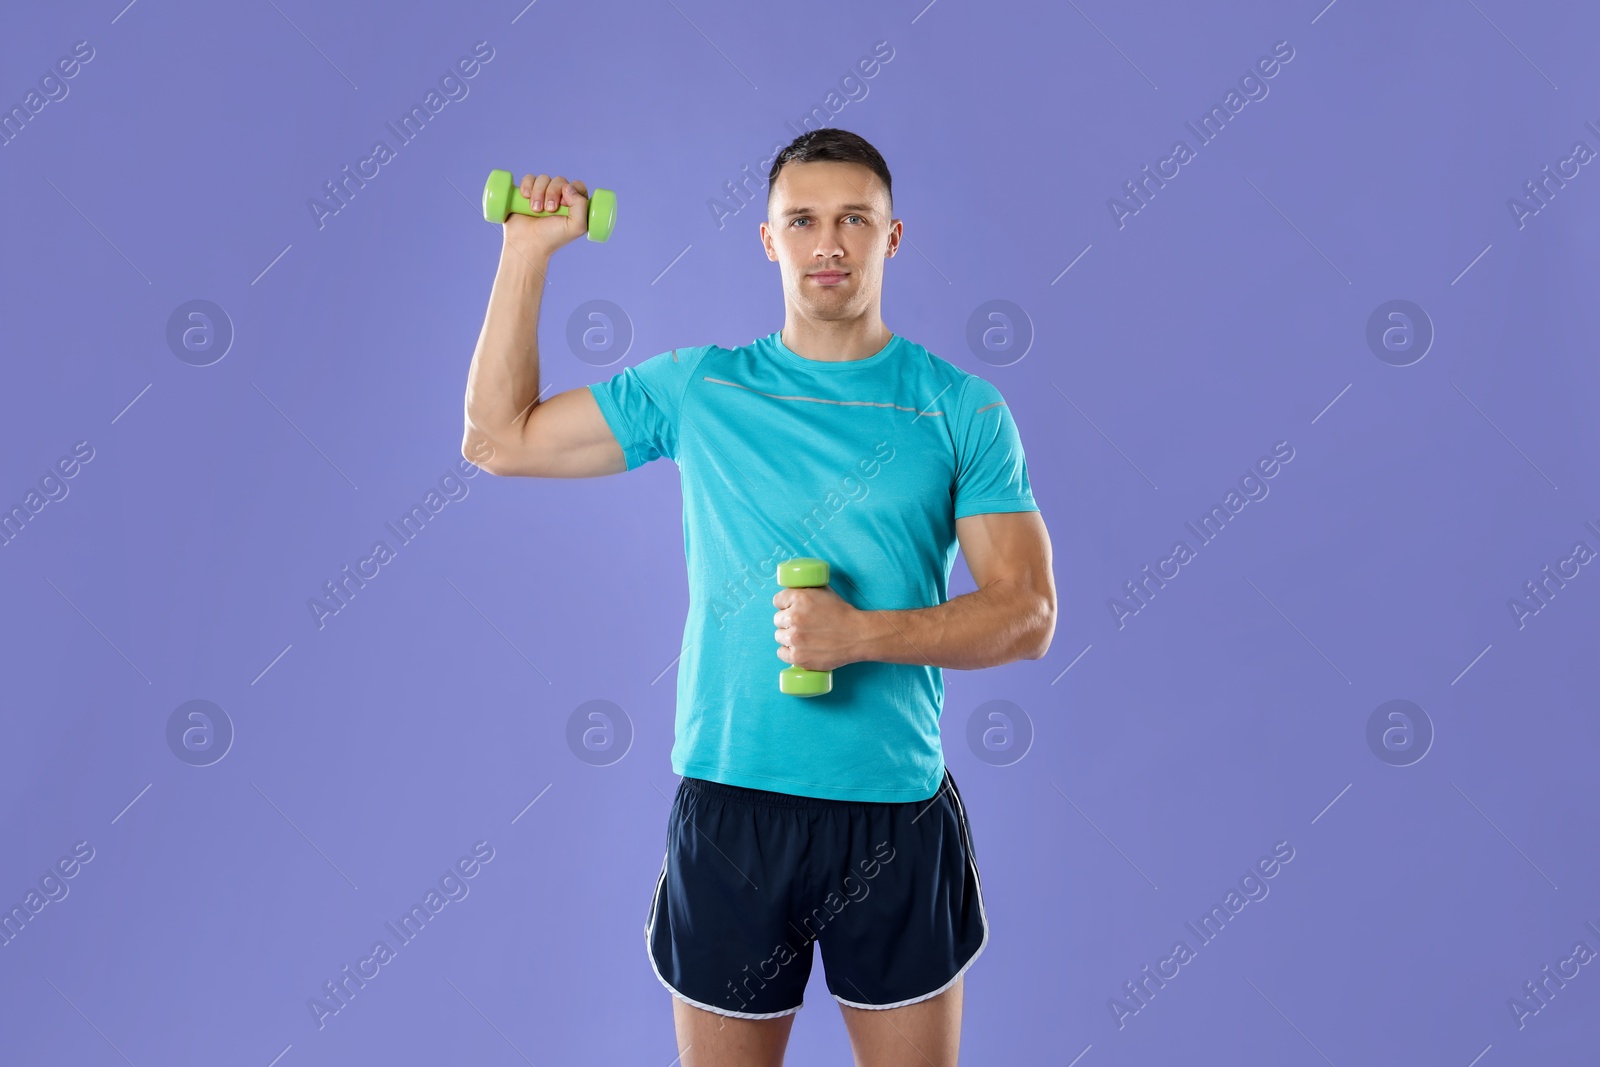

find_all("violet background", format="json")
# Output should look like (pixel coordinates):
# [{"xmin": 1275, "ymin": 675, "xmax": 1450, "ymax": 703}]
[{"xmin": 2, "ymin": 1, "xmax": 1597, "ymax": 1064}]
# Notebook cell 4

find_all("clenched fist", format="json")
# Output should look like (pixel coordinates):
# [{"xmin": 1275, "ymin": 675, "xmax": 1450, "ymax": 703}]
[
  {"xmin": 772, "ymin": 584, "xmax": 863, "ymax": 673},
  {"xmin": 504, "ymin": 172, "xmax": 589, "ymax": 257}
]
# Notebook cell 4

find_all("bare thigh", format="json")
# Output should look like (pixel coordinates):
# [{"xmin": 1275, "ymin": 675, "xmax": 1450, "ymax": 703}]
[
  {"xmin": 837, "ymin": 973, "xmax": 963, "ymax": 1067},
  {"xmin": 672, "ymin": 996, "xmax": 797, "ymax": 1067}
]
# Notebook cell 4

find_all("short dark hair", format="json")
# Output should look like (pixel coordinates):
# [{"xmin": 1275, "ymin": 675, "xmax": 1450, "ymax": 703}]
[{"xmin": 766, "ymin": 128, "xmax": 893, "ymax": 215}]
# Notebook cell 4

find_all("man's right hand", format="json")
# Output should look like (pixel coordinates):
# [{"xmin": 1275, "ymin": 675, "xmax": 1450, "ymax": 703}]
[{"xmin": 505, "ymin": 172, "xmax": 589, "ymax": 258}]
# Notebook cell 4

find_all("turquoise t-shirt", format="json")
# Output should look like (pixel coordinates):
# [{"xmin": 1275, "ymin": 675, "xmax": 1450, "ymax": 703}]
[{"xmin": 588, "ymin": 330, "xmax": 1038, "ymax": 802}]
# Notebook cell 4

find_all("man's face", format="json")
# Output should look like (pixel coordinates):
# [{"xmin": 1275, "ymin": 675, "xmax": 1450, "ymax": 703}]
[{"xmin": 761, "ymin": 161, "xmax": 900, "ymax": 320}]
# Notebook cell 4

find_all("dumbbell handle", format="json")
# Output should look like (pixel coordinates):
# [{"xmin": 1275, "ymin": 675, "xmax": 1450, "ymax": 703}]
[
  {"xmin": 776, "ymin": 558, "xmax": 833, "ymax": 698},
  {"xmin": 506, "ymin": 189, "xmax": 574, "ymax": 219},
  {"xmin": 481, "ymin": 168, "xmax": 616, "ymax": 242}
]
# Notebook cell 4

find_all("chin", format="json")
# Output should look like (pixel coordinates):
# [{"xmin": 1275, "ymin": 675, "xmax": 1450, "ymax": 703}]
[{"xmin": 800, "ymin": 298, "xmax": 860, "ymax": 318}]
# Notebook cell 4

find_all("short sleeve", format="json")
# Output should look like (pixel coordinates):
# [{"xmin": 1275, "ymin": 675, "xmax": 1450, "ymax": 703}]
[
  {"xmin": 587, "ymin": 346, "xmax": 706, "ymax": 470},
  {"xmin": 952, "ymin": 375, "xmax": 1039, "ymax": 518}
]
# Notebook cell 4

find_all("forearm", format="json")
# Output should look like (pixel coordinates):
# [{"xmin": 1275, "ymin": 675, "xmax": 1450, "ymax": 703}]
[
  {"xmin": 853, "ymin": 579, "xmax": 1052, "ymax": 670},
  {"xmin": 462, "ymin": 242, "xmax": 552, "ymax": 456}
]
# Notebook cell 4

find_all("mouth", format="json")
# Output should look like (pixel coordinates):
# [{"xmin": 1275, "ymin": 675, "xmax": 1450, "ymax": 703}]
[{"xmin": 808, "ymin": 270, "xmax": 849, "ymax": 286}]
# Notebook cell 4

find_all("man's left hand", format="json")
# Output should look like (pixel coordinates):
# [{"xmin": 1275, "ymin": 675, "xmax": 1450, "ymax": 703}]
[{"xmin": 773, "ymin": 585, "xmax": 862, "ymax": 672}]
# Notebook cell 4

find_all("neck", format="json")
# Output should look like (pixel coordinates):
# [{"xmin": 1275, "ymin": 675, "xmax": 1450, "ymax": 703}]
[{"xmin": 780, "ymin": 309, "xmax": 892, "ymax": 362}]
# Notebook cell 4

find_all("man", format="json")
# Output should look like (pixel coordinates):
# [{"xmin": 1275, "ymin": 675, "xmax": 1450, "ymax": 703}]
[{"xmin": 461, "ymin": 128, "xmax": 1055, "ymax": 1067}]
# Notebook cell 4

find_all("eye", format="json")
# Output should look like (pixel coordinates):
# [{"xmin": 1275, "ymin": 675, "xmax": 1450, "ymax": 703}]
[{"xmin": 846, "ymin": 215, "xmax": 865, "ymax": 224}]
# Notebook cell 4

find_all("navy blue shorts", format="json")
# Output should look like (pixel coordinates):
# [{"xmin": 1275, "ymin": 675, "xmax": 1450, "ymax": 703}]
[{"xmin": 644, "ymin": 768, "xmax": 987, "ymax": 1019}]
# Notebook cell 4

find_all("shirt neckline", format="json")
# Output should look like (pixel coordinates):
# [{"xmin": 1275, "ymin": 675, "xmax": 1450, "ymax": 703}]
[{"xmin": 770, "ymin": 329, "xmax": 901, "ymax": 370}]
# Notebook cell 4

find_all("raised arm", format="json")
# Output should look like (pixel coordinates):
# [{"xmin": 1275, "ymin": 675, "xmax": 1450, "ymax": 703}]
[{"xmin": 461, "ymin": 172, "xmax": 626, "ymax": 479}]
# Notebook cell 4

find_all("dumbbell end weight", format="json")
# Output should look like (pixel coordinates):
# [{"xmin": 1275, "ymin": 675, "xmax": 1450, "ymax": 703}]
[
  {"xmin": 481, "ymin": 168, "xmax": 616, "ymax": 242},
  {"xmin": 779, "ymin": 666, "xmax": 832, "ymax": 697},
  {"xmin": 776, "ymin": 558, "xmax": 830, "ymax": 589}
]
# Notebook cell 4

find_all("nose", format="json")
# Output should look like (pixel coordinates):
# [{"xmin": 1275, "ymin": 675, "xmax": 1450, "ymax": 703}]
[{"xmin": 809, "ymin": 220, "xmax": 846, "ymax": 257}]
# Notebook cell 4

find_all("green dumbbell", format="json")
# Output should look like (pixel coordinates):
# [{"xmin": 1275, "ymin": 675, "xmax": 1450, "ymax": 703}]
[
  {"xmin": 481, "ymin": 168, "xmax": 617, "ymax": 242},
  {"xmin": 776, "ymin": 558, "xmax": 833, "ymax": 697}
]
